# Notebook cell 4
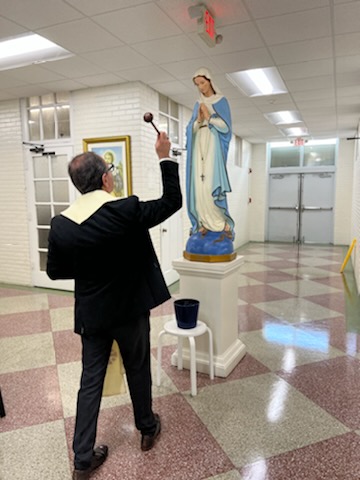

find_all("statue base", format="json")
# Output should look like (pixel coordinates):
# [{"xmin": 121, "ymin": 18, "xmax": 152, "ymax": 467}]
[
  {"xmin": 183, "ymin": 251, "xmax": 236, "ymax": 263},
  {"xmin": 172, "ymin": 255, "xmax": 246, "ymax": 377},
  {"xmin": 185, "ymin": 230, "xmax": 235, "ymax": 262}
]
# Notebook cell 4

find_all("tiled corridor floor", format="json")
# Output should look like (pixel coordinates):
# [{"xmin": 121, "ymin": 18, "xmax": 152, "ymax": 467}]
[{"xmin": 1, "ymin": 242, "xmax": 360, "ymax": 479}]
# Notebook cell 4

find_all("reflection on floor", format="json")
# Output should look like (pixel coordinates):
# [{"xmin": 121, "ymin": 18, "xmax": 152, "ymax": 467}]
[{"xmin": 1, "ymin": 242, "xmax": 360, "ymax": 480}]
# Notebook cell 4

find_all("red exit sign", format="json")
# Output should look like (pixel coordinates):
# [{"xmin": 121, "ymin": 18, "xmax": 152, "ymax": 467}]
[
  {"xmin": 204, "ymin": 10, "xmax": 215, "ymax": 39},
  {"xmin": 294, "ymin": 137, "xmax": 305, "ymax": 146},
  {"xmin": 198, "ymin": 8, "xmax": 216, "ymax": 47}
]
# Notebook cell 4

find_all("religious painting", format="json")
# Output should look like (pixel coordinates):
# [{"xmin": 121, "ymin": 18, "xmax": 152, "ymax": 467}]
[{"xmin": 82, "ymin": 136, "xmax": 132, "ymax": 198}]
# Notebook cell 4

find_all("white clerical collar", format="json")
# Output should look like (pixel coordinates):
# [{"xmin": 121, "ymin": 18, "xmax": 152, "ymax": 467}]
[{"xmin": 61, "ymin": 189, "xmax": 116, "ymax": 225}]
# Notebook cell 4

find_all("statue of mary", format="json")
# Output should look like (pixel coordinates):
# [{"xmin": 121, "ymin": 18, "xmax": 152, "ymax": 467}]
[{"xmin": 185, "ymin": 67, "xmax": 235, "ymax": 261}]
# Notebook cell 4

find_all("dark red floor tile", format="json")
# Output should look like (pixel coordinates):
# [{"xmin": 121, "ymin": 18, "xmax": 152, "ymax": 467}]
[
  {"xmin": 0, "ymin": 310, "xmax": 51, "ymax": 338},
  {"xmin": 238, "ymin": 284, "xmax": 295, "ymax": 303},
  {"xmin": 238, "ymin": 304, "xmax": 285, "ymax": 331},
  {"xmin": 64, "ymin": 394, "xmax": 234, "ymax": 480},
  {"xmin": 53, "ymin": 330, "xmax": 82, "ymax": 364},
  {"xmin": 277, "ymin": 356, "xmax": 360, "ymax": 429},
  {"xmin": 243, "ymin": 270, "xmax": 299, "ymax": 284},
  {"xmin": 155, "ymin": 346, "xmax": 270, "ymax": 392},
  {"xmin": 241, "ymin": 432, "xmax": 360, "ymax": 480},
  {"xmin": 0, "ymin": 366, "xmax": 63, "ymax": 432},
  {"xmin": 304, "ymin": 292, "xmax": 345, "ymax": 314}
]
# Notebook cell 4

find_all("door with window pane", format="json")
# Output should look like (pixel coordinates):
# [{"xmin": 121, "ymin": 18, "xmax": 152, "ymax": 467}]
[
  {"xmin": 267, "ymin": 172, "xmax": 334, "ymax": 244},
  {"xmin": 28, "ymin": 146, "xmax": 75, "ymax": 290}
]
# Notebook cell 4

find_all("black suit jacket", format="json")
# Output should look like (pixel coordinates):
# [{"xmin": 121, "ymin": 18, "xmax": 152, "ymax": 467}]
[{"xmin": 47, "ymin": 160, "xmax": 182, "ymax": 335}]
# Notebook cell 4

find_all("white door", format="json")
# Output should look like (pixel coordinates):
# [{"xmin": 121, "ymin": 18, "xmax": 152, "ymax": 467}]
[
  {"xmin": 268, "ymin": 173, "xmax": 300, "ymax": 242},
  {"xmin": 267, "ymin": 172, "xmax": 335, "ymax": 244},
  {"xmin": 160, "ymin": 209, "xmax": 183, "ymax": 286},
  {"xmin": 301, "ymin": 173, "xmax": 334, "ymax": 244},
  {"xmin": 27, "ymin": 146, "xmax": 75, "ymax": 290}
]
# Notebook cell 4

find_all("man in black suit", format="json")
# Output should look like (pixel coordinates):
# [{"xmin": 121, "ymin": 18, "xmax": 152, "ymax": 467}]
[{"xmin": 47, "ymin": 132, "xmax": 182, "ymax": 480}]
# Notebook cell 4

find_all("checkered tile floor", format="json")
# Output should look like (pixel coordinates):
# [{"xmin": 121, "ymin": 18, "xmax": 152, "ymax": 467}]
[{"xmin": 1, "ymin": 242, "xmax": 360, "ymax": 480}]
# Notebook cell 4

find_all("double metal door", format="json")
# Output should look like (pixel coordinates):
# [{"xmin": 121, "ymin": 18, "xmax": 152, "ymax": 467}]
[{"xmin": 268, "ymin": 172, "xmax": 334, "ymax": 244}]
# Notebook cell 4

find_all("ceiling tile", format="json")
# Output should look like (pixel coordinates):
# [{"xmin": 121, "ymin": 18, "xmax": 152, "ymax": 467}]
[
  {"xmin": 270, "ymin": 38, "xmax": 333, "ymax": 64},
  {"xmin": 119, "ymin": 66, "xmax": 175, "ymax": 84},
  {"xmin": 210, "ymin": 48, "xmax": 274, "ymax": 72},
  {"xmin": 93, "ymin": 3, "xmax": 182, "ymax": 44},
  {"xmin": 0, "ymin": 0, "xmax": 83, "ymax": 30},
  {"xmin": 133, "ymin": 36, "xmax": 204, "ymax": 64},
  {"xmin": 256, "ymin": 7, "xmax": 331, "ymax": 45},
  {"xmin": 335, "ymin": 32, "xmax": 360, "ymax": 57},
  {"xmin": 244, "ymin": 0, "xmax": 328, "ymax": 19},
  {"xmin": 279, "ymin": 59, "xmax": 334, "ymax": 81},
  {"xmin": 161, "ymin": 59, "xmax": 221, "ymax": 81},
  {"xmin": 3, "ymin": 65, "xmax": 65, "ymax": 84},
  {"xmin": 71, "ymin": 73, "xmax": 126, "ymax": 88},
  {"xmin": 334, "ymin": 2, "xmax": 360, "ymax": 34},
  {"xmin": 38, "ymin": 19, "xmax": 122, "ymax": 54},
  {"xmin": 285, "ymin": 75, "xmax": 334, "ymax": 92},
  {"xmin": 82, "ymin": 46, "xmax": 151, "ymax": 71},
  {"xmin": 336, "ymin": 55, "xmax": 360, "ymax": 73},
  {"xmin": 65, "ymin": 0, "xmax": 153, "ymax": 16},
  {"xmin": 40, "ymin": 57, "xmax": 105, "ymax": 78},
  {"xmin": 202, "ymin": 22, "xmax": 265, "ymax": 55},
  {"xmin": 0, "ymin": 17, "xmax": 27, "ymax": 40}
]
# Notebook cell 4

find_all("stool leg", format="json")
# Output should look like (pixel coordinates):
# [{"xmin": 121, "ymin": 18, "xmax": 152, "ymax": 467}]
[
  {"xmin": 207, "ymin": 327, "xmax": 214, "ymax": 380},
  {"xmin": 188, "ymin": 336, "xmax": 197, "ymax": 396},
  {"xmin": 157, "ymin": 330, "xmax": 166, "ymax": 387},
  {"xmin": 177, "ymin": 337, "xmax": 183, "ymax": 370}
]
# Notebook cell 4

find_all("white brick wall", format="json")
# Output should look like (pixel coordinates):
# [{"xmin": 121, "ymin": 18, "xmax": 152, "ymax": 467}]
[{"xmin": 0, "ymin": 100, "xmax": 32, "ymax": 286}]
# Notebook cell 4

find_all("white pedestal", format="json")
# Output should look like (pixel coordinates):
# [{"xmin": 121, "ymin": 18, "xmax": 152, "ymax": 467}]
[{"xmin": 171, "ymin": 255, "xmax": 246, "ymax": 378}]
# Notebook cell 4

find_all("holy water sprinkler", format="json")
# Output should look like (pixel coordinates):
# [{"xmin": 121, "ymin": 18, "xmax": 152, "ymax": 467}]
[{"xmin": 143, "ymin": 112, "xmax": 160, "ymax": 135}]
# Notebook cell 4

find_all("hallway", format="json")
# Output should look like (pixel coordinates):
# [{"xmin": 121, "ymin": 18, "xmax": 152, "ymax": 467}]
[{"xmin": 1, "ymin": 242, "xmax": 360, "ymax": 479}]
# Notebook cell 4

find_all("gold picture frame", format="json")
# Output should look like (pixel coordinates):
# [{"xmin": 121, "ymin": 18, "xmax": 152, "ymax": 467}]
[{"xmin": 83, "ymin": 136, "xmax": 132, "ymax": 198}]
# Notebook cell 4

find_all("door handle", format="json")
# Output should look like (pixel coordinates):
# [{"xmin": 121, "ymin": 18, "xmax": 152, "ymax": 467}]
[{"xmin": 162, "ymin": 228, "xmax": 168, "ymax": 233}]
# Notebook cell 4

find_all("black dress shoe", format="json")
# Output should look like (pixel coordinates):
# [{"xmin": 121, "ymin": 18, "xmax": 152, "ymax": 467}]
[
  {"xmin": 73, "ymin": 445, "xmax": 108, "ymax": 479},
  {"xmin": 141, "ymin": 414, "xmax": 161, "ymax": 451}
]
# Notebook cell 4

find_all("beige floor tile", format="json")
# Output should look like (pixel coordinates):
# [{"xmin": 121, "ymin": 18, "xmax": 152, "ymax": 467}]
[
  {"xmin": 50, "ymin": 307, "xmax": 74, "ymax": 331},
  {"xmin": 240, "ymin": 263, "xmax": 272, "ymax": 274},
  {"xmin": 255, "ymin": 297, "xmax": 340, "ymax": 323},
  {"xmin": 187, "ymin": 373, "xmax": 349, "ymax": 468},
  {"xmin": 150, "ymin": 313, "xmax": 178, "ymax": 348},
  {"xmin": 0, "ymin": 420, "xmax": 71, "ymax": 480},
  {"xmin": 0, "ymin": 332, "xmax": 55, "ymax": 374},
  {"xmin": 273, "ymin": 279, "xmax": 342, "ymax": 296},
  {"xmin": 0, "ymin": 294, "xmax": 48, "ymax": 315},
  {"xmin": 237, "ymin": 275, "xmax": 263, "ymax": 287},
  {"xmin": 281, "ymin": 266, "xmax": 338, "ymax": 278},
  {"xmin": 239, "ymin": 329, "xmax": 345, "ymax": 371}
]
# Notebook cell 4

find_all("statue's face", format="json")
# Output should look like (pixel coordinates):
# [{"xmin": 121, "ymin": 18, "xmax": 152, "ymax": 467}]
[{"xmin": 194, "ymin": 76, "xmax": 214, "ymax": 97}]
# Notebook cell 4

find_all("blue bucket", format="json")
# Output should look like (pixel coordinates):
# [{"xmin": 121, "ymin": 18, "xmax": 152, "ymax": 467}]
[{"xmin": 174, "ymin": 299, "xmax": 200, "ymax": 329}]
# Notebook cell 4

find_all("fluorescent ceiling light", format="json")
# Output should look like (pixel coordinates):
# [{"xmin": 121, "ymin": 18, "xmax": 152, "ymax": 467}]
[
  {"xmin": 279, "ymin": 126, "xmax": 309, "ymax": 137},
  {"xmin": 226, "ymin": 67, "xmax": 287, "ymax": 97},
  {"xmin": 264, "ymin": 110, "xmax": 303, "ymax": 125},
  {"xmin": 0, "ymin": 33, "xmax": 73, "ymax": 72}
]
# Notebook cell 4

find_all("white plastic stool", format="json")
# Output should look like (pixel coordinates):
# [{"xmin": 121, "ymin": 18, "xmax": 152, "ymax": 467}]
[{"xmin": 157, "ymin": 320, "xmax": 214, "ymax": 396}]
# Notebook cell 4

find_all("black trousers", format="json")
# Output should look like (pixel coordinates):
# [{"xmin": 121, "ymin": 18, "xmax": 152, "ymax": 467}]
[{"xmin": 73, "ymin": 311, "xmax": 157, "ymax": 470}]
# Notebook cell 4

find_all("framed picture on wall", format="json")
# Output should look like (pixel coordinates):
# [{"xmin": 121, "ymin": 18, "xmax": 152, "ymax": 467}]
[{"xmin": 83, "ymin": 136, "xmax": 132, "ymax": 198}]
